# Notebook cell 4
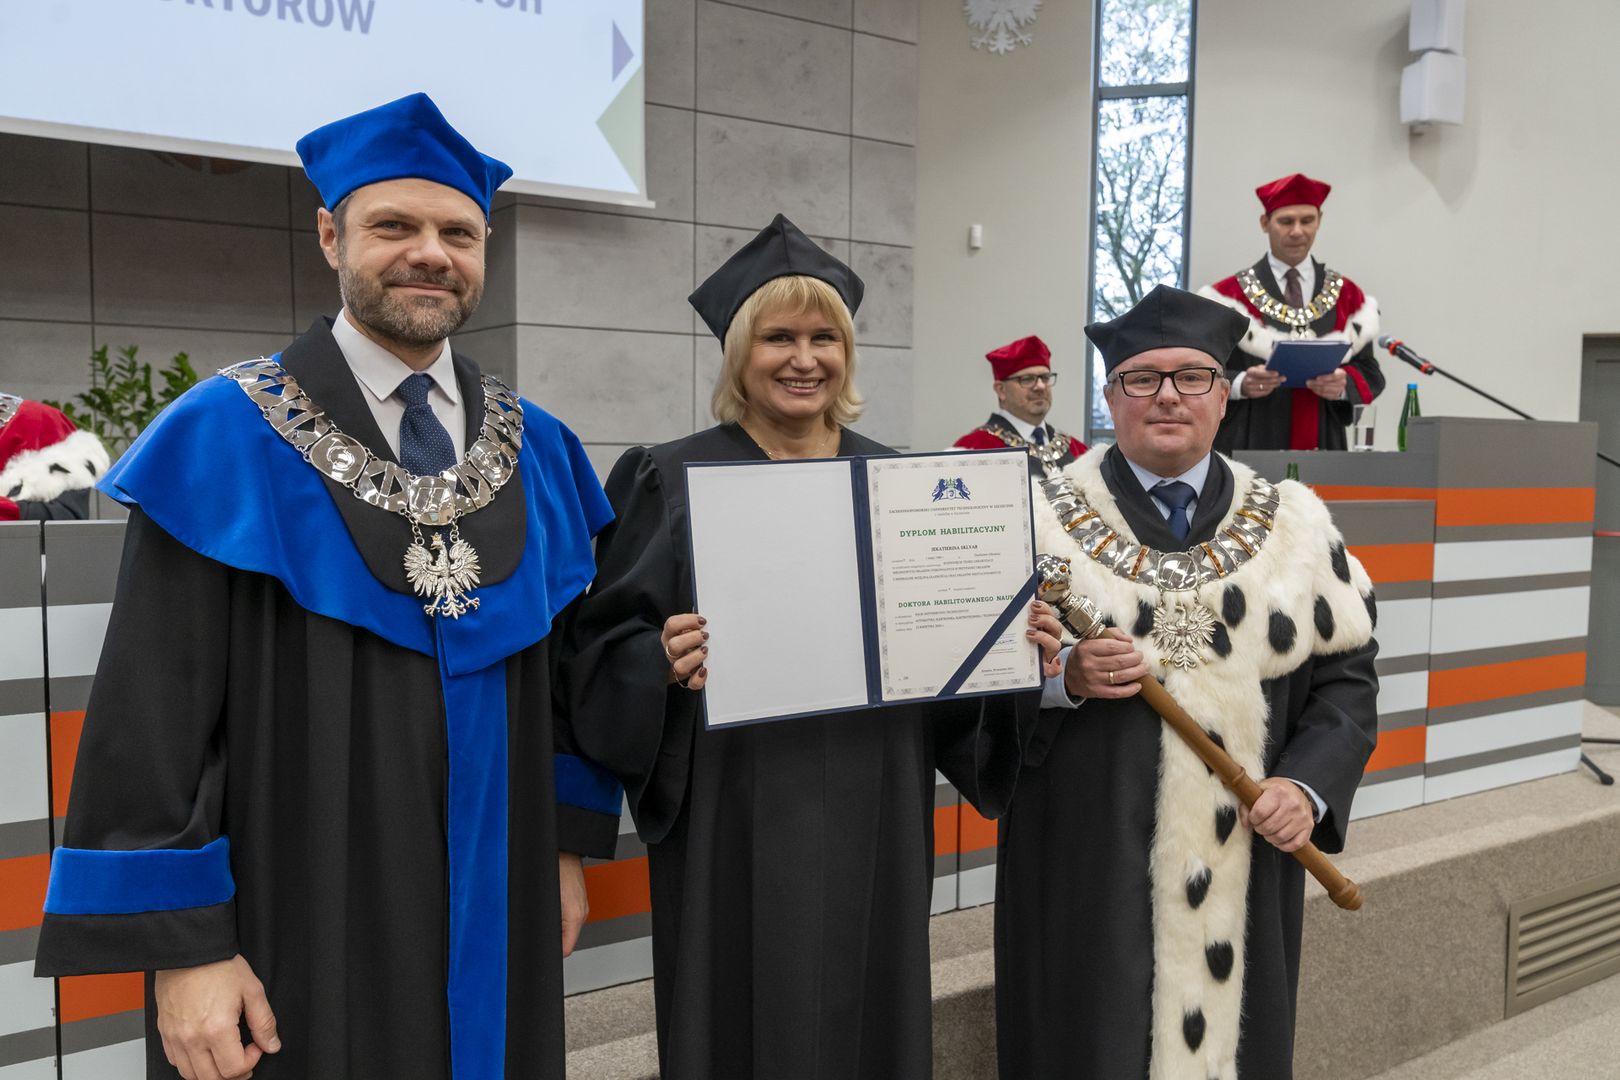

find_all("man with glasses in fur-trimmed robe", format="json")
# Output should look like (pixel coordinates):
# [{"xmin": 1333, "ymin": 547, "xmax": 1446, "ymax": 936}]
[{"xmin": 996, "ymin": 285, "xmax": 1380, "ymax": 1080}]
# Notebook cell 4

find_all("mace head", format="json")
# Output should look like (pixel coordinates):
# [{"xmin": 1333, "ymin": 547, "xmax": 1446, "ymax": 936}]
[
  {"xmin": 1036, "ymin": 554, "xmax": 1073, "ymax": 602},
  {"xmin": 1064, "ymin": 593, "xmax": 1108, "ymax": 641},
  {"xmin": 1035, "ymin": 553, "xmax": 1108, "ymax": 641}
]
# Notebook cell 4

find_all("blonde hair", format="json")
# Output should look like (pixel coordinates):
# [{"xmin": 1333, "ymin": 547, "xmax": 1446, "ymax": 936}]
[{"xmin": 710, "ymin": 275, "xmax": 863, "ymax": 428}]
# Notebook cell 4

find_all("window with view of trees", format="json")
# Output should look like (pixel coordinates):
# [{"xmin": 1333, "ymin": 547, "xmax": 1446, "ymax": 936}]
[{"xmin": 1085, "ymin": 0, "xmax": 1197, "ymax": 439}]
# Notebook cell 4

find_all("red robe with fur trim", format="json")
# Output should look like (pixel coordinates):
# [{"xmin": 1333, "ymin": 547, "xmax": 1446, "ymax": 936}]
[
  {"xmin": 1199, "ymin": 257, "xmax": 1385, "ymax": 452},
  {"xmin": 954, "ymin": 414, "xmax": 1086, "ymax": 479},
  {"xmin": 0, "ymin": 398, "xmax": 109, "ymax": 520}
]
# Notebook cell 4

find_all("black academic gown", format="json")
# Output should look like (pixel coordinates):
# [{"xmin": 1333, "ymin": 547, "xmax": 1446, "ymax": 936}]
[
  {"xmin": 1215, "ymin": 257, "xmax": 1386, "ymax": 453},
  {"xmin": 35, "ymin": 319, "xmax": 619, "ymax": 1079},
  {"xmin": 964, "ymin": 413, "xmax": 1084, "ymax": 479},
  {"xmin": 11, "ymin": 489, "xmax": 90, "ymax": 518},
  {"xmin": 562, "ymin": 422, "xmax": 1037, "ymax": 1080},
  {"xmin": 994, "ymin": 447, "xmax": 1378, "ymax": 1079}
]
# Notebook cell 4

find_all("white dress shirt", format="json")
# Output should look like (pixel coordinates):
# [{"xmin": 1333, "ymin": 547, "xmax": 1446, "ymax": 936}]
[
  {"xmin": 994, "ymin": 408, "xmax": 1049, "ymax": 443},
  {"xmin": 1232, "ymin": 254, "xmax": 1319, "ymax": 400},
  {"xmin": 1125, "ymin": 454, "xmax": 1212, "ymax": 525},
  {"xmin": 1268, "ymin": 252, "xmax": 1316, "ymax": 304},
  {"xmin": 331, "ymin": 309, "xmax": 466, "ymax": 461}
]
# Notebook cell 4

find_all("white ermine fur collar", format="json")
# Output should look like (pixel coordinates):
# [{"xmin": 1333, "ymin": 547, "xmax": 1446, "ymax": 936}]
[
  {"xmin": 0, "ymin": 430, "xmax": 109, "ymax": 503},
  {"xmin": 1033, "ymin": 450, "xmax": 1374, "ymax": 1080},
  {"xmin": 1196, "ymin": 281, "xmax": 1380, "ymax": 363}
]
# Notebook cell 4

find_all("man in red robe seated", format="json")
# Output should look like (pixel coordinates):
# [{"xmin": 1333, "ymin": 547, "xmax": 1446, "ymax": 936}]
[
  {"xmin": 0, "ymin": 393, "xmax": 108, "ymax": 520},
  {"xmin": 1198, "ymin": 173, "xmax": 1385, "ymax": 451},
  {"xmin": 953, "ymin": 335, "xmax": 1086, "ymax": 478}
]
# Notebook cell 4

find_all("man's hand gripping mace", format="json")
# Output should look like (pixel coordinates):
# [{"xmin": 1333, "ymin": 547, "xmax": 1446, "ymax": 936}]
[{"xmin": 1036, "ymin": 555, "xmax": 1363, "ymax": 911}]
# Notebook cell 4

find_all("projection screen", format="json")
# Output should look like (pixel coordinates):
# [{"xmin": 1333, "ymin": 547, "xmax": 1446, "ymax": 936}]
[{"xmin": 0, "ymin": 0, "xmax": 649, "ymax": 207}]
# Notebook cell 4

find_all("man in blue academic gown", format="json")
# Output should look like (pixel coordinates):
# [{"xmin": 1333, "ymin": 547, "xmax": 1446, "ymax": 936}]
[{"xmin": 35, "ymin": 94, "xmax": 620, "ymax": 1080}]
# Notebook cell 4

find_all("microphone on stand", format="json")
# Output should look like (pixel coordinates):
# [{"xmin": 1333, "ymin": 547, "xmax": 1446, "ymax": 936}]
[
  {"xmin": 1374, "ymin": 333, "xmax": 1533, "ymax": 420},
  {"xmin": 1376, "ymin": 335, "xmax": 1436, "ymax": 374},
  {"xmin": 1377, "ymin": 333, "xmax": 1619, "ymax": 467}
]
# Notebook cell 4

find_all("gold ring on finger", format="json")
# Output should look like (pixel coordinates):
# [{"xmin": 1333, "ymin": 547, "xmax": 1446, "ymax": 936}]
[{"xmin": 1108, "ymin": 670, "xmax": 1115, "ymax": 686}]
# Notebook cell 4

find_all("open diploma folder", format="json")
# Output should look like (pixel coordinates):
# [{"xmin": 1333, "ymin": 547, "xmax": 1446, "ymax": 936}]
[
  {"xmin": 1266, "ymin": 339, "xmax": 1352, "ymax": 383},
  {"xmin": 684, "ymin": 448, "xmax": 1043, "ymax": 727}
]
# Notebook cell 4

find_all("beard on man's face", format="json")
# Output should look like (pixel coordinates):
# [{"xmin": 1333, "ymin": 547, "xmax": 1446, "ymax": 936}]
[{"xmin": 337, "ymin": 256, "xmax": 483, "ymax": 347}]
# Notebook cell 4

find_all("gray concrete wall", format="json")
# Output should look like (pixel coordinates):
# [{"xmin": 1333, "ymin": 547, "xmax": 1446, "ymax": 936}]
[
  {"xmin": 0, "ymin": 0, "xmax": 919, "ymax": 476},
  {"xmin": 0, "ymin": 139, "xmax": 338, "ymax": 414},
  {"xmin": 911, "ymin": 0, "xmax": 1096, "ymax": 453}
]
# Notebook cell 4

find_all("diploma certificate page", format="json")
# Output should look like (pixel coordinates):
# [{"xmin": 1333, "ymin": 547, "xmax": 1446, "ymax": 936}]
[
  {"xmin": 686, "ymin": 459, "xmax": 872, "ymax": 727},
  {"xmin": 867, "ymin": 452, "xmax": 1040, "ymax": 700}
]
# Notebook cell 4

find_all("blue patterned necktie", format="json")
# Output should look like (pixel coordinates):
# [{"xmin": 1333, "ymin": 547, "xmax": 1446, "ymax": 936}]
[
  {"xmin": 1030, "ymin": 426, "xmax": 1046, "ymax": 445},
  {"xmin": 1153, "ymin": 480, "xmax": 1197, "ymax": 544},
  {"xmin": 395, "ymin": 372, "xmax": 457, "ymax": 476}
]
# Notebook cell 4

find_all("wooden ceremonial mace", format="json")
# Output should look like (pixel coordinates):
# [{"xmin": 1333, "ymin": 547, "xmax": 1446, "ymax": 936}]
[{"xmin": 1037, "ymin": 556, "xmax": 1364, "ymax": 912}]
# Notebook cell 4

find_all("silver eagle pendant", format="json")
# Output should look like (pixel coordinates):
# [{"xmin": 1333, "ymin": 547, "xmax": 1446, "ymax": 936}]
[
  {"xmin": 404, "ymin": 529, "xmax": 483, "ymax": 620},
  {"xmin": 1150, "ymin": 597, "xmax": 1217, "ymax": 671}
]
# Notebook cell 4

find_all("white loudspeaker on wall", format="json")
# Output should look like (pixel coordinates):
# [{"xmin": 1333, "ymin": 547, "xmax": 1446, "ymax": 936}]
[
  {"xmin": 1409, "ymin": 0, "xmax": 1465, "ymax": 53},
  {"xmin": 1401, "ymin": 51, "xmax": 1467, "ymax": 127},
  {"xmin": 1402, "ymin": 0, "xmax": 1466, "ymax": 129}
]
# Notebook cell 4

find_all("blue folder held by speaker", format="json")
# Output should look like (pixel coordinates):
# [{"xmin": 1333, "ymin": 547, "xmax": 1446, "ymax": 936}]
[{"xmin": 1267, "ymin": 340, "xmax": 1352, "ymax": 383}]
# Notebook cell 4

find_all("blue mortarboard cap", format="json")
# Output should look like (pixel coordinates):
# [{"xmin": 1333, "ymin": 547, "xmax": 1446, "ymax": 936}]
[
  {"xmin": 295, "ymin": 93, "xmax": 513, "ymax": 218},
  {"xmin": 689, "ymin": 214, "xmax": 864, "ymax": 342}
]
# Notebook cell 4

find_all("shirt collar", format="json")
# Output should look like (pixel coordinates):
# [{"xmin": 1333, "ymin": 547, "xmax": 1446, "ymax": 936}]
[
  {"xmin": 332, "ymin": 309, "xmax": 459, "ymax": 405},
  {"xmin": 1267, "ymin": 252, "xmax": 1315, "ymax": 295},
  {"xmin": 994, "ymin": 408, "xmax": 1044, "ymax": 442},
  {"xmin": 1124, "ymin": 452, "xmax": 1212, "ymax": 499}
]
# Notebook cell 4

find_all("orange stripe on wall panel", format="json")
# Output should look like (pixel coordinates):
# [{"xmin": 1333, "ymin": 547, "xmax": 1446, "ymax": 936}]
[
  {"xmin": 1436, "ymin": 488, "xmax": 1594, "ymax": 527},
  {"xmin": 933, "ymin": 804, "xmax": 960, "ymax": 857},
  {"xmin": 582, "ymin": 856, "xmax": 650, "ymax": 924},
  {"xmin": 50, "ymin": 710, "xmax": 86, "ymax": 819},
  {"xmin": 59, "ymin": 972, "xmax": 145, "ymax": 1024},
  {"xmin": 1365, "ymin": 726, "xmax": 1426, "ymax": 773},
  {"xmin": 1314, "ymin": 486, "xmax": 1436, "ymax": 502},
  {"xmin": 0, "ymin": 854, "xmax": 50, "ymax": 932},
  {"xmin": 1314, "ymin": 486, "xmax": 1595, "ymax": 526},
  {"xmin": 1429, "ymin": 653, "xmax": 1587, "ymax": 710},
  {"xmin": 939, "ymin": 806, "xmax": 959, "ymax": 854},
  {"xmin": 1346, "ymin": 543, "xmax": 1434, "ymax": 583},
  {"xmin": 957, "ymin": 805, "xmax": 997, "ymax": 854}
]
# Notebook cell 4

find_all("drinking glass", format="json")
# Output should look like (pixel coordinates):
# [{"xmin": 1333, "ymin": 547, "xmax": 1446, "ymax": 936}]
[{"xmin": 1350, "ymin": 404, "xmax": 1377, "ymax": 451}]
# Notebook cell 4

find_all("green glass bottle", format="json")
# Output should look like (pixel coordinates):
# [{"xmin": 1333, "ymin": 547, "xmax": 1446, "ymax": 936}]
[
  {"xmin": 1398, "ymin": 383, "xmax": 1421, "ymax": 451},
  {"xmin": 1285, "ymin": 461, "xmax": 1300, "ymax": 482}
]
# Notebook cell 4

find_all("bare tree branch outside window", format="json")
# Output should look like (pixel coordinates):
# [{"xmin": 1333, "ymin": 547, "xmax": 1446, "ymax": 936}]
[{"xmin": 1087, "ymin": 0, "xmax": 1195, "ymax": 435}]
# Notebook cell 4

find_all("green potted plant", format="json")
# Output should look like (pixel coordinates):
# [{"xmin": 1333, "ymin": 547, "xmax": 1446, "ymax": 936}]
[
  {"xmin": 46, "ymin": 344, "xmax": 201, "ymax": 518},
  {"xmin": 47, "ymin": 344, "xmax": 200, "ymax": 459}
]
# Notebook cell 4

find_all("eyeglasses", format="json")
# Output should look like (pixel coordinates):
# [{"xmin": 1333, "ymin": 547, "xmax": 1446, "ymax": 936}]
[
  {"xmin": 1003, "ymin": 372, "xmax": 1058, "ymax": 388},
  {"xmin": 1112, "ymin": 367, "xmax": 1222, "ymax": 397}
]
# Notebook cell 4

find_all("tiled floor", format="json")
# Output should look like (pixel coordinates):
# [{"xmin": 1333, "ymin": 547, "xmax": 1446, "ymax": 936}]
[
  {"xmin": 1364, "ymin": 972, "xmax": 1620, "ymax": 1080},
  {"xmin": 1365, "ymin": 701, "xmax": 1620, "ymax": 1079}
]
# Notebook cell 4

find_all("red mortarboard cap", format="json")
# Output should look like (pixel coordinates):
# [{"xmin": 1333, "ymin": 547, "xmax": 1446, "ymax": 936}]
[
  {"xmin": 985, "ymin": 336, "xmax": 1051, "ymax": 381},
  {"xmin": 1255, "ymin": 173, "xmax": 1331, "ymax": 215}
]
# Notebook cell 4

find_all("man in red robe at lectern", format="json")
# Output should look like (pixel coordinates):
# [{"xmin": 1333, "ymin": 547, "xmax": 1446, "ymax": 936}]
[
  {"xmin": 1198, "ymin": 173, "xmax": 1385, "ymax": 452},
  {"xmin": 953, "ymin": 335, "xmax": 1086, "ymax": 478}
]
